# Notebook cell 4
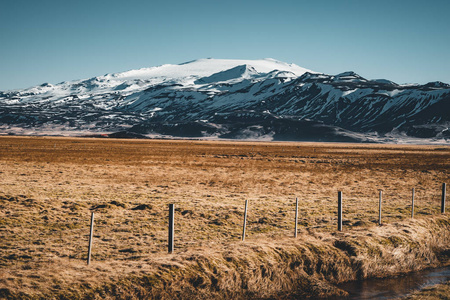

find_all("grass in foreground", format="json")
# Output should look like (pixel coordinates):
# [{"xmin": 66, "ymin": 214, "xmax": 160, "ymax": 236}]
[{"xmin": 0, "ymin": 136, "xmax": 449, "ymax": 298}]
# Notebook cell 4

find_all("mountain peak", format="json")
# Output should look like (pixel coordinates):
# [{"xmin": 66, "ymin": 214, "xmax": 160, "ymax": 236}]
[
  {"xmin": 333, "ymin": 71, "xmax": 367, "ymax": 83},
  {"xmin": 423, "ymin": 81, "xmax": 450, "ymax": 88},
  {"xmin": 373, "ymin": 79, "xmax": 398, "ymax": 86},
  {"xmin": 194, "ymin": 64, "xmax": 259, "ymax": 84},
  {"xmin": 97, "ymin": 58, "xmax": 314, "ymax": 87}
]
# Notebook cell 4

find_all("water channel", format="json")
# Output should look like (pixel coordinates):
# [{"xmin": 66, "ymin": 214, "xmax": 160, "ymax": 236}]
[{"xmin": 329, "ymin": 266, "xmax": 450, "ymax": 299}]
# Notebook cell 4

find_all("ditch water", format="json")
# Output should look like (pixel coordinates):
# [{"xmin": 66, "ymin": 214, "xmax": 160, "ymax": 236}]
[{"xmin": 330, "ymin": 266, "xmax": 450, "ymax": 299}]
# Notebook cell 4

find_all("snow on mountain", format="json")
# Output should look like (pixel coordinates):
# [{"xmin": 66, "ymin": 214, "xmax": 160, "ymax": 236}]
[
  {"xmin": 1, "ymin": 58, "xmax": 312, "ymax": 104},
  {"xmin": 104, "ymin": 58, "xmax": 312, "ymax": 85},
  {"xmin": 0, "ymin": 58, "xmax": 449, "ymax": 143}
]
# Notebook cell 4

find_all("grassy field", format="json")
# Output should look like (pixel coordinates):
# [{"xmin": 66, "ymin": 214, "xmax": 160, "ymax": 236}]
[{"xmin": 0, "ymin": 136, "xmax": 449, "ymax": 299}]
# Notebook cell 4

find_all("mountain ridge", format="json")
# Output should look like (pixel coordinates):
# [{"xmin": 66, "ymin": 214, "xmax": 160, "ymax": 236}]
[{"xmin": 1, "ymin": 58, "xmax": 449, "ymax": 143}]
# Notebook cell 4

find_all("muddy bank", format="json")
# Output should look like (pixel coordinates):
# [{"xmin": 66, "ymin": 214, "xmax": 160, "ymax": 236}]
[{"xmin": 333, "ymin": 266, "xmax": 450, "ymax": 299}]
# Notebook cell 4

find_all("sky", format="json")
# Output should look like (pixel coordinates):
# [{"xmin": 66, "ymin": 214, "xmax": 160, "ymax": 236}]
[{"xmin": 1, "ymin": 0, "xmax": 449, "ymax": 90}]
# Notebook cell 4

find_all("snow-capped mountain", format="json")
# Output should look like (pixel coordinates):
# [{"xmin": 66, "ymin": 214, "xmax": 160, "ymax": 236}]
[{"xmin": 1, "ymin": 58, "xmax": 449, "ymax": 143}]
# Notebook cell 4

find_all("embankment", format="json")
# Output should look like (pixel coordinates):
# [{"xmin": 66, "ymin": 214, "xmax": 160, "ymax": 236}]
[{"xmin": 3, "ymin": 215, "xmax": 449, "ymax": 299}]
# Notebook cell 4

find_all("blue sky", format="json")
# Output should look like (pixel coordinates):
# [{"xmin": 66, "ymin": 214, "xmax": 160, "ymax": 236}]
[{"xmin": 1, "ymin": 0, "xmax": 449, "ymax": 90}]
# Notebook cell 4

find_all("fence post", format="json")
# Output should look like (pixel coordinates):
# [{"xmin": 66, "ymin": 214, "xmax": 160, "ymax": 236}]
[
  {"xmin": 294, "ymin": 197, "xmax": 299, "ymax": 238},
  {"xmin": 87, "ymin": 212, "xmax": 94, "ymax": 265},
  {"xmin": 338, "ymin": 192, "xmax": 342, "ymax": 231},
  {"xmin": 242, "ymin": 200, "xmax": 248, "ymax": 241},
  {"xmin": 442, "ymin": 183, "xmax": 446, "ymax": 214},
  {"xmin": 411, "ymin": 188, "xmax": 415, "ymax": 218},
  {"xmin": 168, "ymin": 204, "xmax": 174, "ymax": 253},
  {"xmin": 378, "ymin": 190, "xmax": 382, "ymax": 225}
]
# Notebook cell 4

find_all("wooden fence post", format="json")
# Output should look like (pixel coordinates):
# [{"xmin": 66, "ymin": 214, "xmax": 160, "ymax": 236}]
[
  {"xmin": 338, "ymin": 192, "xmax": 342, "ymax": 231},
  {"xmin": 87, "ymin": 212, "xmax": 94, "ymax": 265},
  {"xmin": 411, "ymin": 188, "xmax": 415, "ymax": 218},
  {"xmin": 294, "ymin": 197, "xmax": 299, "ymax": 238},
  {"xmin": 378, "ymin": 190, "xmax": 382, "ymax": 225},
  {"xmin": 242, "ymin": 200, "xmax": 248, "ymax": 241},
  {"xmin": 168, "ymin": 204, "xmax": 174, "ymax": 253},
  {"xmin": 442, "ymin": 183, "xmax": 446, "ymax": 214}
]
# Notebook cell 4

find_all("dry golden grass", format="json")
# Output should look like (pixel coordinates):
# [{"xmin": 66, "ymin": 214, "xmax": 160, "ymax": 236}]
[
  {"xmin": 0, "ymin": 136, "xmax": 449, "ymax": 299},
  {"xmin": 400, "ymin": 281, "xmax": 450, "ymax": 299}
]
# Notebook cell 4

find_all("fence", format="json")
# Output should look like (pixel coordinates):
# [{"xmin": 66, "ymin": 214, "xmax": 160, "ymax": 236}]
[{"xmin": 84, "ymin": 183, "xmax": 447, "ymax": 263}]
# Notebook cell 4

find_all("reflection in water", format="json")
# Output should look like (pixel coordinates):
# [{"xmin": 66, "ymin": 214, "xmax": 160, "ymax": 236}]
[{"xmin": 331, "ymin": 267, "xmax": 450, "ymax": 300}]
